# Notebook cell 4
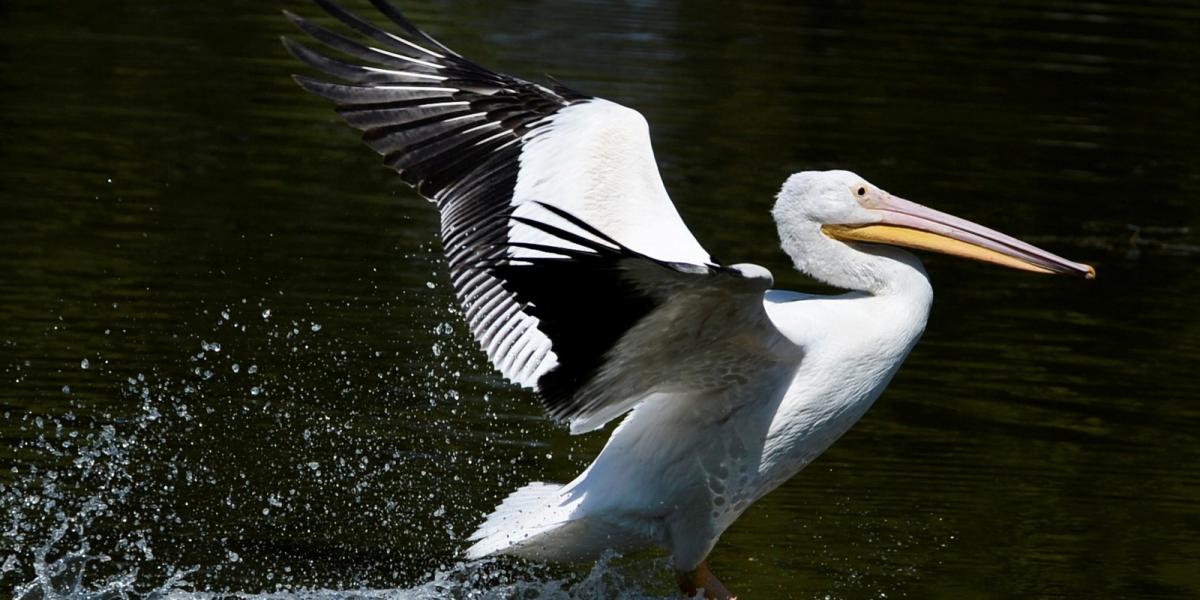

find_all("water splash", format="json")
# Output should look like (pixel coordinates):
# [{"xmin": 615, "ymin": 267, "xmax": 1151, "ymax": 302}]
[
  {"xmin": 12, "ymin": 548, "xmax": 663, "ymax": 600},
  {"xmin": 0, "ymin": 296, "xmax": 651, "ymax": 599},
  {"xmin": 200, "ymin": 555, "xmax": 671, "ymax": 600}
]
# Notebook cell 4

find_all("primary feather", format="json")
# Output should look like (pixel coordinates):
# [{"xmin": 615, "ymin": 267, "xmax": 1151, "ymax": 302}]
[{"xmin": 286, "ymin": 0, "xmax": 763, "ymax": 431}]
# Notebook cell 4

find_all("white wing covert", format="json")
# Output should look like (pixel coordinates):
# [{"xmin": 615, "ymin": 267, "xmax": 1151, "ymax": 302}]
[{"xmin": 288, "ymin": 0, "xmax": 790, "ymax": 431}]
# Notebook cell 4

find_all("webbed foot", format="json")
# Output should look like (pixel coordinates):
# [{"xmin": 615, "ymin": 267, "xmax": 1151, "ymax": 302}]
[{"xmin": 676, "ymin": 560, "xmax": 736, "ymax": 599}]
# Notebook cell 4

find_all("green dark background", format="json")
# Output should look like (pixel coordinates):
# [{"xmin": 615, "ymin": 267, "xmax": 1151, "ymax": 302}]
[{"xmin": 1, "ymin": 1, "xmax": 1197, "ymax": 598}]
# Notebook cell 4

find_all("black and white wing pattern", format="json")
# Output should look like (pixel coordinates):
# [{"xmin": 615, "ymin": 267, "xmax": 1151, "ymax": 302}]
[
  {"xmin": 287, "ymin": 1, "xmax": 791, "ymax": 431},
  {"xmin": 495, "ymin": 204, "xmax": 794, "ymax": 432}
]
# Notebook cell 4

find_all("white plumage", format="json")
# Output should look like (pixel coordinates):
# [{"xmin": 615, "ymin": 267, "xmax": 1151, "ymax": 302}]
[
  {"xmin": 511, "ymin": 99, "xmax": 711, "ymax": 265},
  {"xmin": 287, "ymin": 3, "xmax": 1094, "ymax": 597}
]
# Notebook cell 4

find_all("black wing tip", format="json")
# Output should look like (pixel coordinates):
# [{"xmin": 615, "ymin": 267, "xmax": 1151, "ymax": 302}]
[
  {"xmin": 281, "ymin": 35, "xmax": 309, "ymax": 60},
  {"xmin": 286, "ymin": 35, "xmax": 379, "ymax": 85},
  {"xmin": 288, "ymin": 1, "xmax": 591, "ymax": 106},
  {"xmin": 543, "ymin": 75, "xmax": 590, "ymax": 102},
  {"xmin": 282, "ymin": 8, "xmax": 308, "ymax": 28},
  {"xmin": 291, "ymin": 74, "xmax": 346, "ymax": 103},
  {"xmin": 367, "ymin": 0, "xmax": 461, "ymax": 57},
  {"xmin": 291, "ymin": 73, "xmax": 323, "ymax": 92},
  {"xmin": 282, "ymin": 37, "xmax": 341, "ymax": 77},
  {"xmin": 284, "ymin": 7, "xmax": 338, "ymax": 43}
]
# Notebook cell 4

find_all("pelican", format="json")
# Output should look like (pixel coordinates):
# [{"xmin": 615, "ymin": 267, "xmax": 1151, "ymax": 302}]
[{"xmin": 285, "ymin": 2, "xmax": 1094, "ymax": 597}]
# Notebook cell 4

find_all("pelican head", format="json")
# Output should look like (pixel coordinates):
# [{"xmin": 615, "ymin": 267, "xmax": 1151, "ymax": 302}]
[{"xmin": 773, "ymin": 170, "xmax": 1095, "ymax": 290}]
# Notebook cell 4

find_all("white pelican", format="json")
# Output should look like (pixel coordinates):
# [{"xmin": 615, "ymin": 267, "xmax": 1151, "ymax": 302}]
[{"xmin": 285, "ymin": 2, "xmax": 1095, "ymax": 597}]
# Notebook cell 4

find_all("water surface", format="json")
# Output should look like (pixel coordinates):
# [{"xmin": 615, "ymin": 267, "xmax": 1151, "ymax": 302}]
[{"xmin": 1, "ymin": 0, "xmax": 1198, "ymax": 598}]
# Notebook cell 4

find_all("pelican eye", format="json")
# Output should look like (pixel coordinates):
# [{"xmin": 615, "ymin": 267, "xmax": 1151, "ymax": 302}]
[{"xmin": 855, "ymin": 186, "xmax": 867, "ymax": 197}]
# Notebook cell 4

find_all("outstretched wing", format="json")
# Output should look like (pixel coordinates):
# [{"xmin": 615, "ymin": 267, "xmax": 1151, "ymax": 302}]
[{"xmin": 287, "ymin": 1, "xmax": 787, "ymax": 431}]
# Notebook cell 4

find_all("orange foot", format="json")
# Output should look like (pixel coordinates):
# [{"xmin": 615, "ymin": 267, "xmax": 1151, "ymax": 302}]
[{"xmin": 676, "ymin": 560, "xmax": 736, "ymax": 600}]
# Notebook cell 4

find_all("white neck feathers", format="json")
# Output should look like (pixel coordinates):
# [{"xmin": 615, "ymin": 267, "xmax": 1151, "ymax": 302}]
[{"xmin": 773, "ymin": 214, "xmax": 932, "ymax": 300}]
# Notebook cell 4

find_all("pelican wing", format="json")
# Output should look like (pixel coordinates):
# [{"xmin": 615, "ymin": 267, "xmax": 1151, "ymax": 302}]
[
  {"xmin": 288, "ymin": 1, "xmax": 771, "ymax": 430},
  {"xmin": 493, "ymin": 204, "xmax": 790, "ymax": 432}
]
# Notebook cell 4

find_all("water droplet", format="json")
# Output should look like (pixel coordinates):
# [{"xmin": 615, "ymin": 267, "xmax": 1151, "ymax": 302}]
[
  {"xmin": 310, "ymin": 323, "xmax": 322, "ymax": 332},
  {"xmin": 248, "ymin": 365, "xmax": 258, "ymax": 374},
  {"xmin": 80, "ymin": 358, "xmax": 90, "ymax": 369},
  {"xmin": 261, "ymin": 309, "xmax": 272, "ymax": 319},
  {"xmin": 61, "ymin": 385, "xmax": 70, "ymax": 394},
  {"xmin": 231, "ymin": 364, "xmax": 240, "ymax": 373},
  {"xmin": 250, "ymin": 386, "xmax": 261, "ymax": 396}
]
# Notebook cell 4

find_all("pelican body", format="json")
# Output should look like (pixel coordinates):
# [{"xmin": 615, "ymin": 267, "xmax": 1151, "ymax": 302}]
[{"xmin": 286, "ymin": 3, "xmax": 1093, "ymax": 597}]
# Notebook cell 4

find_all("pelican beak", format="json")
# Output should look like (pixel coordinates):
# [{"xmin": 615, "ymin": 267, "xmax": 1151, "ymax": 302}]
[{"xmin": 822, "ymin": 194, "xmax": 1095, "ymax": 279}]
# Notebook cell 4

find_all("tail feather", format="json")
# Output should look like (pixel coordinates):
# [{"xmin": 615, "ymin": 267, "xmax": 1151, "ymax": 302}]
[{"xmin": 465, "ymin": 482, "xmax": 570, "ymax": 559}]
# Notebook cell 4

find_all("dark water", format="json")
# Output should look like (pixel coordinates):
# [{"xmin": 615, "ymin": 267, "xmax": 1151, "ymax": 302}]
[{"xmin": 2, "ymin": 0, "xmax": 1198, "ymax": 598}]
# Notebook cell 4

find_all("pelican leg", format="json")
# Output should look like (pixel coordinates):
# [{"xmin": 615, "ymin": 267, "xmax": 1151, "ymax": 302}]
[{"xmin": 675, "ymin": 560, "xmax": 736, "ymax": 599}]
